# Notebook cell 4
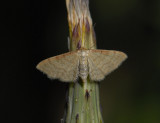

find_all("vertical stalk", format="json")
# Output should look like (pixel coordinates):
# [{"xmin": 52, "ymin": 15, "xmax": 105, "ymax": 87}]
[{"xmin": 64, "ymin": 0, "xmax": 103, "ymax": 123}]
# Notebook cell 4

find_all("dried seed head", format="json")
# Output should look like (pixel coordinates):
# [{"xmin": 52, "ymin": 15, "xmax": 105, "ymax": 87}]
[
  {"xmin": 66, "ymin": 0, "xmax": 96, "ymax": 50},
  {"xmin": 77, "ymin": 40, "xmax": 82, "ymax": 49},
  {"xmin": 85, "ymin": 18, "xmax": 90, "ymax": 33},
  {"xmin": 72, "ymin": 24, "xmax": 79, "ymax": 38}
]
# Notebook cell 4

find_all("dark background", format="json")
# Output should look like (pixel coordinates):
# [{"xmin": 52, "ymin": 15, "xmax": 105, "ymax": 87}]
[{"xmin": 1, "ymin": 0, "xmax": 160, "ymax": 123}]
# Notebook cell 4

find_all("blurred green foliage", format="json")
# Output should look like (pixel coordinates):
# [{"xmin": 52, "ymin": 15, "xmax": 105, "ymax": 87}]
[{"xmin": 89, "ymin": 0, "xmax": 160, "ymax": 123}]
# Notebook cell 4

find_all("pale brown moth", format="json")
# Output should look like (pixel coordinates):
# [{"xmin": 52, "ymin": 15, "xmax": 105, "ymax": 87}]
[{"xmin": 36, "ymin": 49, "xmax": 127, "ymax": 82}]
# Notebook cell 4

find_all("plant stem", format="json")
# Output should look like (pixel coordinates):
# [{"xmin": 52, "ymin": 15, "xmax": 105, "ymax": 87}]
[{"xmin": 63, "ymin": 0, "xmax": 103, "ymax": 123}]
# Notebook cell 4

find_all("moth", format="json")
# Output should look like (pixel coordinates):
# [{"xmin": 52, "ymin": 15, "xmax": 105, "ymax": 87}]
[{"xmin": 36, "ymin": 49, "xmax": 127, "ymax": 82}]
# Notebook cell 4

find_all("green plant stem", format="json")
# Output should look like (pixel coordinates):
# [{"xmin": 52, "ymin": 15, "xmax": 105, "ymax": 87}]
[
  {"xmin": 65, "ymin": 80, "xmax": 103, "ymax": 123},
  {"xmin": 64, "ymin": 0, "xmax": 103, "ymax": 123}
]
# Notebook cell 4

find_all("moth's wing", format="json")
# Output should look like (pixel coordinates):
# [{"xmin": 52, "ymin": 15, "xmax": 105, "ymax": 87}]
[
  {"xmin": 88, "ymin": 49, "xmax": 127, "ymax": 81},
  {"xmin": 36, "ymin": 51, "xmax": 79, "ymax": 82}
]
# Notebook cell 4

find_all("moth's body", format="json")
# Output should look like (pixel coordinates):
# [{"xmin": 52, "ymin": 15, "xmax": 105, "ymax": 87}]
[
  {"xmin": 78, "ymin": 50, "xmax": 89, "ymax": 82},
  {"xmin": 36, "ymin": 48, "xmax": 127, "ymax": 82}
]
